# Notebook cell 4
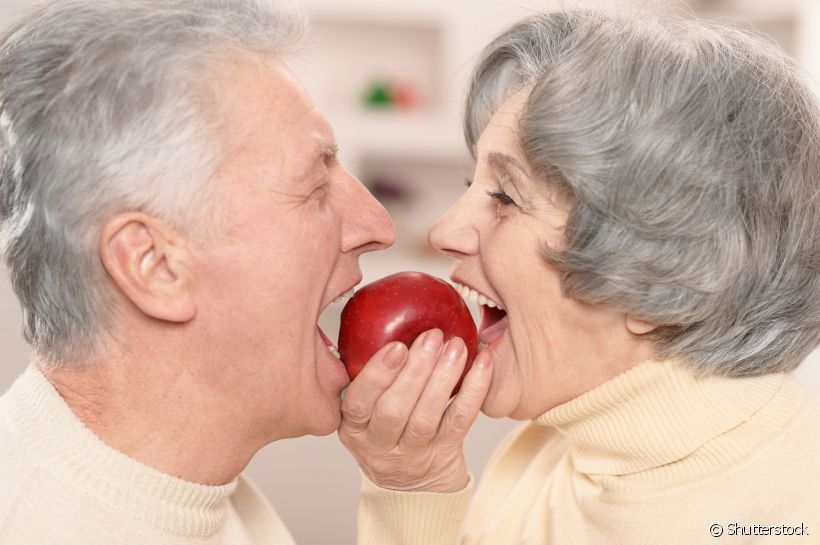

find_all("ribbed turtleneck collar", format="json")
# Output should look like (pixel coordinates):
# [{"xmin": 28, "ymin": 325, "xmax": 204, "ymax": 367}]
[
  {"xmin": 534, "ymin": 359, "xmax": 802, "ymax": 487},
  {"xmin": 3, "ymin": 365, "xmax": 238, "ymax": 537}
]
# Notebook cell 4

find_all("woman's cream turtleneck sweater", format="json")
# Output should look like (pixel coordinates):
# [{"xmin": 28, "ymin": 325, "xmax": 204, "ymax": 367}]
[{"xmin": 357, "ymin": 359, "xmax": 820, "ymax": 544}]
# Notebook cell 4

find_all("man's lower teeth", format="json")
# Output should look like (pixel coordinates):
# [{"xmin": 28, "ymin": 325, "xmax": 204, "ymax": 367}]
[{"xmin": 479, "ymin": 342, "xmax": 488, "ymax": 350}]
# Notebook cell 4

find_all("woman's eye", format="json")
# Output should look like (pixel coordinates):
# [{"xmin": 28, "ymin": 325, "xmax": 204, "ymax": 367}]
[{"xmin": 487, "ymin": 190, "xmax": 515, "ymax": 206}]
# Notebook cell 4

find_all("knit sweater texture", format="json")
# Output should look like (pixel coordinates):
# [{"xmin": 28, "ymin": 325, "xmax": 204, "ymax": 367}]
[
  {"xmin": 358, "ymin": 358, "xmax": 820, "ymax": 544},
  {"xmin": 0, "ymin": 365, "xmax": 295, "ymax": 545}
]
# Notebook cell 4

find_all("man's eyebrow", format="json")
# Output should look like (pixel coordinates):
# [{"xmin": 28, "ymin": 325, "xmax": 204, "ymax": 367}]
[
  {"xmin": 294, "ymin": 143, "xmax": 339, "ymax": 186},
  {"xmin": 318, "ymin": 143, "xmax": 339, "ymax": 161},
  {"xmin": 486, "ymin": 151, "xmax": 530, "ymax": 180}
]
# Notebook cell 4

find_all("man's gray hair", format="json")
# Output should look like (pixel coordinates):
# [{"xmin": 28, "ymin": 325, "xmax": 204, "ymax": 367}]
[
  {"xmin": 465, "ymin": 10, "xmax": 820, "ymax": 376},
  {"xmin": 0, "ymin": 0, "xmax": 305, "ymax": 362}
]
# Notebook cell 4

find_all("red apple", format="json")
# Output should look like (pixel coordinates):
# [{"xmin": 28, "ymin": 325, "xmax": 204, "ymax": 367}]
[{"xmin": 338, "ymin": 271, "xmax": 478, "ymax": 395}]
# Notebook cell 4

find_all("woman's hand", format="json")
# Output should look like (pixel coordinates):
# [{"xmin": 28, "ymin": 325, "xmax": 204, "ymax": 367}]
[{"xmin": 338, "ymin": 328, "xmax": 493, "ymax": 493}]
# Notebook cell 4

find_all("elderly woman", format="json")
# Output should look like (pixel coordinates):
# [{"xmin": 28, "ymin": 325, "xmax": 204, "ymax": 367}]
[{"xmin": 338, "ymin": 9, "xmax": 820, "ymax": 545}]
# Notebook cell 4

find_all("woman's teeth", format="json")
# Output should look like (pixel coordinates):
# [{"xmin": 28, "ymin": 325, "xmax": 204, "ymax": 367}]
[
  {"xmin": 331, "ymin": 288, "xmax": 355, "ymax": 305},
  {"xmin": 328, "ymin": 344, "xmax": 340, "ymax": 359},
  {"xmin": 452, "ymin": 282, "xmax": 504, "ymax": 310}
]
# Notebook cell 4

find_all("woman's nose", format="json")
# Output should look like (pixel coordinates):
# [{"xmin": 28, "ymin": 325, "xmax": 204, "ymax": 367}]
[{"xmin": 428, "ymin": 194, "xmax": 479, "ymax": 259}]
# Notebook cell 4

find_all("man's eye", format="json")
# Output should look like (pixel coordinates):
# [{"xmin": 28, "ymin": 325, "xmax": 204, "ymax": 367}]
[
  {"xmin": 487, "ymin": 190, "xmax": 515, "ymax": 206},
  {"xmin": 311, "ymin": 183, "xmax": 328, "ymax": 199}
]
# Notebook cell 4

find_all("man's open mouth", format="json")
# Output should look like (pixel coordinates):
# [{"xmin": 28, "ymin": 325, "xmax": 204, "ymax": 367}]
[
  {"xmin": 318, "ymin": 287, "xmax": 355, "ymax": 360},
  {"xmin": 318, "ymin": 326, "xmax": 340, "ymax": 359}
]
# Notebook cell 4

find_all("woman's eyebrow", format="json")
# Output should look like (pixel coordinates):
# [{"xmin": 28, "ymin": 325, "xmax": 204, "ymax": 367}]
[
  {"xmin": 486, "ymin": 151, "xmax": 531, "ymax": 180},
  {"xmin": 483, "ymin": 150, "xmax": 536, "ymax": 207}
]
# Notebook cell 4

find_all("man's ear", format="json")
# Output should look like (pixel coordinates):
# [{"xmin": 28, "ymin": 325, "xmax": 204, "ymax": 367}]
[
  {"xmin": 625, "ymin": 315, "xmax": 658, "ymax": 336},
  {"xmin": 99, "ymin": 212, "xmax": 196, "ymax": 323}
]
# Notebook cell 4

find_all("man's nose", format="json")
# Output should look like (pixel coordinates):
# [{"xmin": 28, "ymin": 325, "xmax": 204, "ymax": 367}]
[
  {"xmin": 340, "ymin": 172, "xmax": 396, "ymax": 255},
  {"xmin": 428, "ymin": 193, "xmax": 479, "ymax": 259}
]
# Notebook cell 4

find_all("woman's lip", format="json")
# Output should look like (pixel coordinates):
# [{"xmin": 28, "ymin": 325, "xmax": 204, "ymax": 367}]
[{"xmin": 479, "ymin": 315, "xmax": 509, "ymax": 345}]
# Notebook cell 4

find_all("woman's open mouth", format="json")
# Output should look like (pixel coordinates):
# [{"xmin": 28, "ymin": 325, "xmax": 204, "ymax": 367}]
[
  {"xmin": 479, "ymin": 306, "xmax": 508, "ymax": 346},
  {"xmin": 453, "ymin": 282, "xmax": 508, "ymax": 348}
]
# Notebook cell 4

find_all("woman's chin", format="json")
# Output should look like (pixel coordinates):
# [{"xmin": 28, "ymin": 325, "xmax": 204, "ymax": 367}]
[
  {"xmin": 478, "ymin": 334, "xmax": 519, "ymax": 418},
  {"xmin": 480, "ymin": 399, "xmax": 509, "ymax": 418},
  {"xmin": 479, "ymin": 370, "xmax": 517, "ymax": 419}
]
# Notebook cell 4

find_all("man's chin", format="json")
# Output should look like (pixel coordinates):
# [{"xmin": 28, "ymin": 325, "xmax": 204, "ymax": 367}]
[{"xmin": 305, "ymin": 405, "xmax": 343, "ymax": 437}]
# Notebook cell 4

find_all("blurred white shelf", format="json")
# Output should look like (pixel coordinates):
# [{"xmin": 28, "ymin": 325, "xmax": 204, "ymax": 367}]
[
  {"xmin": 297, "ymin": 15, "xmax": 444, "ymax": 111},
  {"xmin": 329, "ymin": 110, "xmax": 467, "ymax": 164}
]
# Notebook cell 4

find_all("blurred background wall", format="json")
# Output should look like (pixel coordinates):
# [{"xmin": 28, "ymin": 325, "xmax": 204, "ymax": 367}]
[{"xmin": 1, "ymin": 0, "xmax": 819, "ymax": 543}]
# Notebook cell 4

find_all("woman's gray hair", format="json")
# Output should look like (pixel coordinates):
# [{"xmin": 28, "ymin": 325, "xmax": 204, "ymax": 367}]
[
  {"xmin": 466, "ymin": 10, "xmax": 820, "ymax": 376},
  {"xmin": 0, "ymin": 0, "xmax": 305, "ymax": 363}
]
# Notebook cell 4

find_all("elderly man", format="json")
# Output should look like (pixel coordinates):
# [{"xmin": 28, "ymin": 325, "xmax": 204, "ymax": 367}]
[{"xmin": 0, "ymin": 0, "xmax": 396, "ymax": 543}]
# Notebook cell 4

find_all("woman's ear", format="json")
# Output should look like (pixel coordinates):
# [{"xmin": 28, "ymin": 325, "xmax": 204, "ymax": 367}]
[
  {"xmin": 99, "ymin": 212, "xmax": 196, "ymax": 323},
  {"xmin": 625, "ymin": 315, "xmax": 657, "ymax": 336}
]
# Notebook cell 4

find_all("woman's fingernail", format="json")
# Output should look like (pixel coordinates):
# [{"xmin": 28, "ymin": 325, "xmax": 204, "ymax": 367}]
[
  {"xmin": 445, "ymin": 338, "xmax": 465, "ymax": 362},
  {"xmin": 385, "ymin": 343, "xmax": 407, "ymax": 367},
  {"xmin": 423, "ymin": 329, "xmax": 443, "ymax": 352}
]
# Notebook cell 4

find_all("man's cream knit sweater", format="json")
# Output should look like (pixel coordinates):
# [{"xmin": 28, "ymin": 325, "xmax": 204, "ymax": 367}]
[
  {"xmin": 359, "ymin": 359, "xmax": 820, "ymax": 544},
  {"xmin": 0, "ymin": 365, "xmax": 295, "ymax": 545}
]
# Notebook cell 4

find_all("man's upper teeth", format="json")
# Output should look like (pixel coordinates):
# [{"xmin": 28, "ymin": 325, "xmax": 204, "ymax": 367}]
[
  {"xmin": 332, "ymin": 288, "xmax": 355, "ymax": 305},
  {"xmin": 453, "ymin": 282, "xmax": 504, "ymax": 310}
]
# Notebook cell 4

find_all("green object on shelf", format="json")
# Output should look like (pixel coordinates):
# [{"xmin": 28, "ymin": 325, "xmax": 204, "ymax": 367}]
[{"xmin": 364, "ymin": 82, "xmax": 393, "ymax": 108}]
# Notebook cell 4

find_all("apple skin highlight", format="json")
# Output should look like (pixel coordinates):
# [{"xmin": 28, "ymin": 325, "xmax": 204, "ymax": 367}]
[{"xmin": 338, "ymin": 271, "xmax": 479, "ymax": 395}]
